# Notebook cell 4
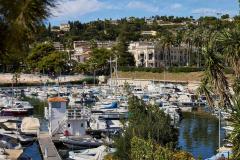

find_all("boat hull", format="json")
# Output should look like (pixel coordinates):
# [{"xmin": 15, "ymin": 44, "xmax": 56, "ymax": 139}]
[
  {"xmin": 61, "ymin": 138, "xmax": 103, "ymax": 150},
  {"xmin": 0, "ymin": 110, "xmax": 29, "ymax": 116}
]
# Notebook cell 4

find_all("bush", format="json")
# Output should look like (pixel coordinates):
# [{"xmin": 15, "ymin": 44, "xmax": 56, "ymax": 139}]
[
  {"xmin": 119, "ymin": 66, "xmax": 234, "ymax": 74},
  {"xmin": 67, "ymin": 77, "xmax": 99, "ymax": 85},
  {"xmin": 167, "ymin": 67, "xmax": 204, "ymax": 73},
  {"xmin": 173, "ymin": 151, "xmax": 194, "ymax": 160}
]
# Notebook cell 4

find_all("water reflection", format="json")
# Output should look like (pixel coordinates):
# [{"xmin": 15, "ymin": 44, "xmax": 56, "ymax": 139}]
[{"xmin": 178, "ymin": 112, "xmax": 225, "ymax": 159}]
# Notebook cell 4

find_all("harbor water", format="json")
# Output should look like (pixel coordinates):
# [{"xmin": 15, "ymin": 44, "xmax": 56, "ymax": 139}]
[{"xmin": 178, "ymin": 112, "xmax": 225, "ymax": 159}]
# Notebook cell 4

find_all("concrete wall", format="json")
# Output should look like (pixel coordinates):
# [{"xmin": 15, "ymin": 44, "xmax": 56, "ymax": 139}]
[{"xmin": 108, "ymin": 78, "xmax": 200, "ymax": 91}]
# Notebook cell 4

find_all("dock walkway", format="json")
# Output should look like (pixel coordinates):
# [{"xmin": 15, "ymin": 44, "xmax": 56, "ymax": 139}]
[{"xmin": 38, "ymin": 132, "xmax": 62, "ymax": 160}]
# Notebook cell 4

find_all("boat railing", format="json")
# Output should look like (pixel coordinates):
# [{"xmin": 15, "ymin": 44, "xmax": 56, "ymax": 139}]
[{"xmin": 67, "ymin": 109, "xmax": 89, "ymax": 120}]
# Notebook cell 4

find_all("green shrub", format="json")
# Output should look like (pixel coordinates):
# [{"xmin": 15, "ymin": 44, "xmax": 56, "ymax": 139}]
[
  {"xmin": 168, "ymin": 67, "xmax": 203, "ymax": 73},
  {"xmin": 67, "ymin": 77, "xmax": 99, "ymax": 85}
]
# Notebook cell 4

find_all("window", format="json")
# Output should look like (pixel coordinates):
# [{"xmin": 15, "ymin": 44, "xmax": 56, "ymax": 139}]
[
  {"xmin": 68, "ymin": 123, "xmax": 71, "ymax": 128},
  {"xmin": 166, "ymin": 55, "xmax": 169, "ymax": 60},
  {"xmin": 81, "ymin": 123, "xmax": 84, "ymax": 127},
  {"xmin": 149, "ymin": 53, "xmax": 153, "ymax": 60},
  {"xmin": 51, "ymin": 102, "xmax": 61, "ymax": 108},
  {"xmin": 160, "ymin": 54, "xmax": 163, "ymax": 60}
]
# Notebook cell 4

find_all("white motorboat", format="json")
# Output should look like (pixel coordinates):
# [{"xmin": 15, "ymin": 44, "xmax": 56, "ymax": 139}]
[
  {"xmin": 60, "ymin": 136, "xmax": 103, "ymax": 149},
  {"xmin": 69, "ymin": 145, "xmax": 116, "ymax": 160}
]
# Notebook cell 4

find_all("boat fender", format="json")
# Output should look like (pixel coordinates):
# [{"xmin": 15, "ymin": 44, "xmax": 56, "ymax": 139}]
[{"xmin": 64, "ymin": 130, "xmax": 71, "ymax": 136}]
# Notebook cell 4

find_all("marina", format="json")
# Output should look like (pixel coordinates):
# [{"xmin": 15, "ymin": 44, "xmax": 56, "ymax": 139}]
[
  {"xmin": 0, "ymin": 79, "xmax": 233, "ymax": 159},
  {"xmin": 1, "ymin": 0, "xmax": 239, "ymax": 159}
]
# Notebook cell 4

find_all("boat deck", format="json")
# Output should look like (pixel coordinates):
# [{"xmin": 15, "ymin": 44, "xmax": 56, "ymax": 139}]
[{"xmin": 38, "ymin": 132, "xmax": 62, "ymax": 160}]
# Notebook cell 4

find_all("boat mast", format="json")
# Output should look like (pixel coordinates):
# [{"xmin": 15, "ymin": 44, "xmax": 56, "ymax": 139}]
[
  {"xmin": 108, "ymin": 57, "xmax": 113, "ymax": 89},
  {"xmin": 115, "ymin": 56, "xmax": 118, "ymax": 90},
  {"xmin": 11, "ymin": 76, "xmax": 14, "ymax": 108},
  {"xmin": 219, "ymin": 108, "xmax": 221, "ymax": 151}
]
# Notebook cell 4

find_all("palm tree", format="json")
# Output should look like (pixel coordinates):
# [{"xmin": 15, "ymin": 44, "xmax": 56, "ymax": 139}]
[
  {"xmin": 175, "ymin": 31, "xmax": 183, "ymax": 66},
  {"xmin": 197, "ymin": 77, "xmax": 215, "ymax": 107},
  {"xmin": 192, "ymin": 28, "xmax": 204, "ymax": 68},
  {"xmin": 230, "ymin": 96, "xmax": 240, "ymax": 158},
  {"xmin": 0, "ymin": 0, "xmax": 56, "ymax": 66},
  {"xmin": 217, "ymin": 28, "xmax": 240, "ymax": 77},
  {"xmin": 199, "ymin": 2, "xmax": 240, "ymax": 157},
  {"xmin": 183, "ymin": 29, "xmax": 193, "ymax": 66},
  {"xmin": 160, "ymin": 31, "xmax": 174, "ymax": 67},
  {"xmin": 217, "ymin": 27, "xmax": 240, "ymax": 96},
  {"xmin": 199, "ymin": 36, "xmax": 231, "ymax": 109}
]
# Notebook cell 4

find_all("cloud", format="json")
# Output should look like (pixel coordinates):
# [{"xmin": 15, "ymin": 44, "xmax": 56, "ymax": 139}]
[
  {"xmin": 192, "ymin": 8, "xmax": 231, "ymax": 15},
  {"xmin": 170, "ymin": 3, "xmax": 183, "ymax": 10},
  {"xmin": 126, "ymin": 1, "xmax": 159, "ymax": 12},
  {"xmin": 51, "ymin": 0, "xmax": 110, "ymax": 17}
]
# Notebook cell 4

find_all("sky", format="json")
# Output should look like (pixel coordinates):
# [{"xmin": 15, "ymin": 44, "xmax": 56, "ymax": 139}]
[{"xmin": 49, "ymin": 0, "xmax": 239, "ymax": 25}]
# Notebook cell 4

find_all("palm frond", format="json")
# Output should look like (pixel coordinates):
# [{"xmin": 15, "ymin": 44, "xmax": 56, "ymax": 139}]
[{"xmin": 197, "ymin": 77, "xmax": 214, "ymax": 108}]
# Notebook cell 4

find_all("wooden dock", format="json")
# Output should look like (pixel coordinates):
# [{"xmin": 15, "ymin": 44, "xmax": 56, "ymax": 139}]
[{"xmin": 38, "ymin": 132, "xmax": 62, "ymax": 160}]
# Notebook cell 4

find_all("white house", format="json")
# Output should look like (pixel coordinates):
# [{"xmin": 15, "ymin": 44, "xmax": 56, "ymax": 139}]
[
  {"xmin": 60, "ymin": 23, "xmax": 70, "ymax": 32},
  {"xmin": 141, "ymin": 31, "xmax": 157, "ymax": 36},
  {"xmin": 129, "ymin": 41, "xmax": 190, "ymax": 68}
]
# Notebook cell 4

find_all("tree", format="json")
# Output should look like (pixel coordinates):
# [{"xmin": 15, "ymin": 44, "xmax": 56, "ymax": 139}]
[
  {"xmin": 27, "ymin": 43, "xmax": 55, "ymax": 69},
  {"xmin": 12, "ymin": 72, "xmax": 21, "ymax": 86},
  {"xmin": 221, "ymin": 14, "xmax": 230, "ymax": 20},
  {"xmin": 230, "ymin": 6, "xmax": 240, "ymax": 159},
  {"xmin": 183, "ymin": 29, "xmax": 194, "ymax": 66},
  {"xmin": 114, "ymin": 96, "xmax": 178, "ymax": 160},
  {"xmin": 112, "ymin": 38, "xmax": 135, "ymax": 67},
  {"xmin": 27, "ymin": 42, "xmax": 69, "ymax": 75},
  {"xmin": 88, "ymin": 48, "xmax": 112, "ymax": 71},
  {"xmin": 198, "ymin": 23, "xmax": 240, "ymax": 158},
  {"xmin": 198, "ymin": 36, "xmax": 231, "ymax": 109},
  {"xmin": 175, "ymin": 31, "xmax": 183, "ymax": 66},
  {"xmin": 160, "ymin": 31, "xmax": 174, "ymax": 67},
  {"xmin": 131, "ymin": 136, "xmax": 154, "ymax": 160},
  {"xmin": 130, "ymin": 136, "xmax": 194, "ymax": 160},
  {"xmin": 38, "ymin": 51, "xmax": 68, "ymax": 76},
  {"xmin": 0, "ymin": 0, "xmax": 56, "ymax": 67},
  {"xmin": 230, "ymin": 96, "xmax": 240, "ymax": 158}
]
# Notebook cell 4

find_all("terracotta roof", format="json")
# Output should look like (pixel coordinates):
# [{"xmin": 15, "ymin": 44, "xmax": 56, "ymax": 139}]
[{"xmin": 48, "ymin": 97, "xmax": 67, "ymax": 102}]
